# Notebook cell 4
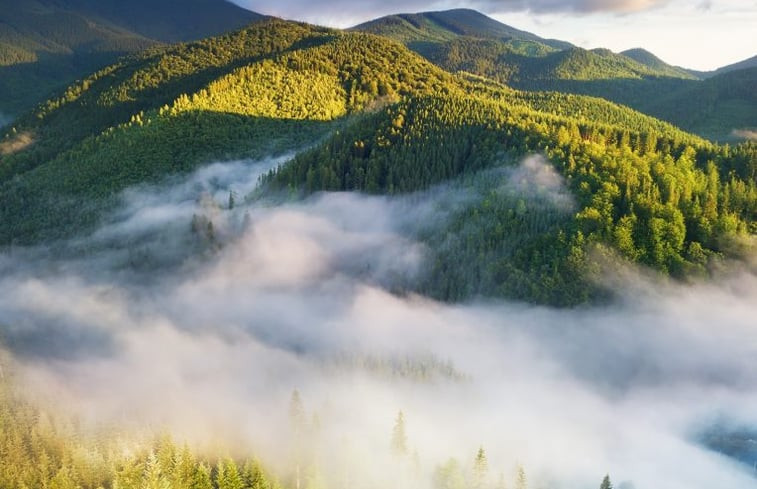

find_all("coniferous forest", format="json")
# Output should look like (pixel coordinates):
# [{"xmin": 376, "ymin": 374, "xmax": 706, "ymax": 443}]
[{"xmin": 0, "ymin": 2, "xmax": 755, "ymax": 488}]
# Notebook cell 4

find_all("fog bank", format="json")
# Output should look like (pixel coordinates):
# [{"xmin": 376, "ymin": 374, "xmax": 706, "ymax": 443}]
[{"xmin": 1, "ymin": 155, "xmax": 756, "ymax": 489}]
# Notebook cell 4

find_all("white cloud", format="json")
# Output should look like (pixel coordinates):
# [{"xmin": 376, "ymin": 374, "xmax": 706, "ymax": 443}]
[{"xmin": 1, "ymin": 154, "xmax": 756, "ymax": 488}]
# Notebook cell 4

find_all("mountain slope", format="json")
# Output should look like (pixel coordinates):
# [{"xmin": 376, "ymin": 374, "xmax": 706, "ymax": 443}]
[
  {"xmin": 352, "ymin": 10, "xmax": 757, "ymax": 141},
  {"xmin": 0, "ymin": 0, "xmax": 261, "ymax": 114},
  {"xmin": 689, "ymin": 54, "xmax": 757, "ymax": 78},
  {"xmin": 0, "ymin": 18, "xmax": 754, "ymax": 305},
  {"xmin": 635, "ymin": 67, "xmax": 757, "ymax": 140},
  {"xmin": 620, "ymin": 48, "xmax": 696, "ymax": 79},
  {"xmin": 352, "ymin": 9, "xmax": 572, "ymax": 50}
]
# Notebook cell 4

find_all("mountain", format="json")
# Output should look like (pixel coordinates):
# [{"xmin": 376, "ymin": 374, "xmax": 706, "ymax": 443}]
[
  {"xmin": 426, "ymin": 42, "xmax": 698, "ymax": 84},
  {"xmin": 0, "ymin": 0, "xmax": 261, "ymax": 115},
  {"xmin": 630, "ymin": 67, "xmax": 757, "ymax": 140},
  {"xmin": 354, "ymin": 9, "xmax": 755, "ymax": 142},
  {"xmin": 689, "ymin": 54, "xmax": 757, "ymax": 78},
  {"xmin": 712, "ymin": 54, "xmax": 757, "ymax": 75},
  {"xmin": 352, "ymin": 8, "xmax": 572, "ymax": 51},
  {"xmin": 620, "ymin": 48, "xmax": 696, "ymax": 79},
  {"xmin": 1, "ymin": 17, "xmax": 754, "ymax": 306}
]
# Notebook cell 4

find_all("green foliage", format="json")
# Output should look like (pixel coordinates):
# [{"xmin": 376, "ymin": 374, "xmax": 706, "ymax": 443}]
[
  {"xmin": 356, "ymin": 10, "xmax": 754, "ymax": 142},
  {"xmin": 600, "ymin": 474, "xmax": 613, "ymax": 489},
  {"xmin": 265, "ymin": 94, "xmax": 755, "ymax": 304},
  {"xmin": 0, "ymin": 0, "xmax": 260, "ymax": 113},
  {"xmin": 0, "ymin": 16, "xmax": 754, "ymax": 307},
  {"xmin": 0, "ymin": 369, "xmax": 278, "ymax": 489}
]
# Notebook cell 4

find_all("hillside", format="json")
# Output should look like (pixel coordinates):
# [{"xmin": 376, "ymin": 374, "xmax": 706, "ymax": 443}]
[
  {"xmin": 634, "ymin": 67, "xmax": 757, "ymax": 141},
  {"xmin": 352, "ymin": 9, "xmax": 572, "ymax": 50},
  {"xmin": 0, "ymin": 0, "xmax": 261, "ymax": 115},
  {"xmin": 519, "ymin": 67, "xmax": 757, "ymax": 141},
  {"xmin": 620, "ymin": 48, "xmax": 695, "ymax": 79},
  {"xmin": 0, "ymin": 17, "xmax": 754, "ymax": 306},
  {"xmin": 353, "ymin": 9, "xmax": 757, "ymax": 142},
  {"xmin": 689, "ymin": 54, "xmax": 757, "ymax": 78}
]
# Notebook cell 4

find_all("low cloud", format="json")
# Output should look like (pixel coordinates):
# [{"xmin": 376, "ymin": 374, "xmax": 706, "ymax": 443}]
[
  {"xmin": 1, "ymin": 155, "xmax": 756, "ymax": 488},
  {"xmin": 731, "ymin": 128, "xmax": 757, "ymax": 141},
  {"xmin": 498, "ymin": 154, "xmax": 576, "ymax": 210}
]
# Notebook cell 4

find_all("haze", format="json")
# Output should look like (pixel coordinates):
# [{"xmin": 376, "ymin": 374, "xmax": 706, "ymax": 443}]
[{"xmin": 1, "ymin": 156, "xmax": 756, "ymax": 488}]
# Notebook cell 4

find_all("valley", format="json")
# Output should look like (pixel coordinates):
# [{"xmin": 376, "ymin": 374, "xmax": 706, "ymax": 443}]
[{"xmin": 0, "ymin": 3, "xmax": 755, "ymax": 488}]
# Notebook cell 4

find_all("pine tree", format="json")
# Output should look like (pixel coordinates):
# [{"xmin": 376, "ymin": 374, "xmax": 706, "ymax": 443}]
[
  {"xmin": 473, "ymin": 446, "xmax": 488, "ymax": 489},
  {"xmin": 514, "ymin": 465, "xmax": 527, "ymax": 489},
  {"xmin": 216, "ymin": 458, "xmax": 244, "ymax": 489},
  {"xmin": 142, "ymin": 451, "xmax": 171, "ymax": 489},
  {"xmin": 242, "ymin": 459, "xmax": 269, "ymax": 489},
  {"xmin": 289, "ymin": 390, "xmax": 306, "ymax": 437},
  {"xmin": 49, "ymin": 466, "xmax": 78, "ymax": 489},
  {"xmin": 191, "ymin": 463, "xmax": 213, "ymax": 489},
  {"xmin": 289, "ymin": 390, "xmax": 306, "ymax": 489},
  {"xmin": 600, "ymin": 474, "xmax": 613, "ymax": 489},
  {"xmin": 391, "ymin": 411, "xmax": 408, "ymax": 456}
]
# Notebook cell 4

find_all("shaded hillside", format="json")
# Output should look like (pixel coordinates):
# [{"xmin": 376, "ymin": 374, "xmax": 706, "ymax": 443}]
[
  {"xmin": 690, "ymin": 54, "xmax": 757, "ymax": 79},
  {"xmin": 620, "ymin": 48, "xmax": 695, "ymax": 79},
  {"xmin": 518, "ymin": 67, "xmax": 757, "ymax": 142},
  {"xmin": 0, "ymin": 0, "xmax": 261, "ymax": 114}
]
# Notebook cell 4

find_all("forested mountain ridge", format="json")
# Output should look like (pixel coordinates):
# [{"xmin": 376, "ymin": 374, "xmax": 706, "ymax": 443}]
[
  {"xmin": 689, "ymin": 54, "xmax": 757, "ymax": 79},
  {"xmin": 618, "ymin": 48, "xmax": 695, "ymax": 79},
  {"xmin": 351, "ymin": 8, "xmax": 572, "ymax": 50},
  {"xmin": 0, "ymin": 0, "xmax": 261, "ymax": 114},
  {"xmin": 0, "ymin": 16, "xmax": 755, "ymax": 305},
  {"xmin": 354, "ymin": 9, "xmax": 755, "ymax": 142}
]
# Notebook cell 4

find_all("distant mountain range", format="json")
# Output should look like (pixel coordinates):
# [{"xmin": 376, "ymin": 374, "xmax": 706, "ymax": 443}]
[
  {"xmin": 0, "ymin": 0, "xmax": 261, "ymax": 114},
  {"xmin": 689, "ymin": 54, "xmax": 757, "ymax": 78},
  {"xmin": 352, "ymin": 8, "xmax": 573, "ymax": 50},
  {"xmin": 2, "ymin": 2, "xmax": 754, "ymax": 140},
  {"xmin": 352, "ymin": 9, "xmax": 756, "ymax": 141}
]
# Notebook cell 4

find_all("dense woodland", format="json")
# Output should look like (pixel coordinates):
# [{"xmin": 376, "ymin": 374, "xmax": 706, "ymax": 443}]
[
  {"xmin": 0, "ymin": 17, "xmax": 755, "ymax": 305},
  {"xmin": 0, "ymin": 7, "xmax": 753, "ymax": 489},
  {"xmin": 355, "ymin": 12, "xmax": 757, "ymax": 142},
  {"xmin": 0, "ymin": 364, "xmax": 620, "ymax": 489},
  {"xmin": 265, "ymin": 93, "xmax": 756, "ymax": 303},
  {"xmin": 0, "ymin": 0, "xmax": 260, "ymax": 114}
]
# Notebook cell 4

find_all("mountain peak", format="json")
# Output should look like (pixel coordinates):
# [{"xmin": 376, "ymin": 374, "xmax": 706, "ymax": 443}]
[{"xmin": 352, "ymin": 8, "xmax": 573, "ymax": 51}]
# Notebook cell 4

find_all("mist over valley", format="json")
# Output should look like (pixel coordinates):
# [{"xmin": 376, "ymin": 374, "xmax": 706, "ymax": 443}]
[{"xmin": 0, "ymin": 2, "xmax": 755, "ymax": 488}]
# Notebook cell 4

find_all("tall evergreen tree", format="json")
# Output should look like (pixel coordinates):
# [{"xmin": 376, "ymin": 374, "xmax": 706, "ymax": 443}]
[
  {"xmin": 391, "ymin": 411, "xmax": 408, "ymax": 456},
  {"xmin": 473, "ymin": 446, "xmax": 489, "ymax": 489},
  {"xmin": 600, "ymin": 474, "xmax": 613, "ymax": 489}
]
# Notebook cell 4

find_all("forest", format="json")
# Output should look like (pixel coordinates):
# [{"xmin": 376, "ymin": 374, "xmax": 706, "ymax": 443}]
[
  {"xmin": 1, "ymin": 17, "xmax": 753, "ymax": 304},
  {"xmin": 0, "ymin": 359, "xmax": 622, "ymax": 489},
  {"xmin": 0, "ymin": 7, "xmax": 754, "ymax": 489}
]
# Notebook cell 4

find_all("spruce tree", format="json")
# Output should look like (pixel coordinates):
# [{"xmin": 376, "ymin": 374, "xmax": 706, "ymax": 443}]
[
  {"xmin": 473, "ymin": 446, "xmax": 489, "ymax": 489},
  {"xmin": 391, "ymin": 411, "xmax": 408, "ymax": 456},
  {"xmin": 600, "ymin": 474, "xmax": 613, "ymax": 489}
]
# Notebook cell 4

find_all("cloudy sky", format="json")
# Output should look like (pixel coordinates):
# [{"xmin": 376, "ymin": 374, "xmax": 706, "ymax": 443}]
[{"xmin": 233, "ymin": 0, "xmax": 756, "ymax": 71}]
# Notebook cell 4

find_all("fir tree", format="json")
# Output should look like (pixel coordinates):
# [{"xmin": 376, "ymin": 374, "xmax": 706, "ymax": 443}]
[
  {"xmin": 600, "ymin": 474, "xmax": 613, "ymax": 489},
  {"xmin": 391, "ymin": 411, "xmax": 408, "ymax": 456},
  {"xmin": 473, "ymin": 446, "xmax": 489, "ymax": 489}
]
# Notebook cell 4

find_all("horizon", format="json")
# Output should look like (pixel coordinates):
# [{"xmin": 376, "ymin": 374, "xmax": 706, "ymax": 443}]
[{"xmin": 230, "ymin": 0, "xmax": 757, "ymax": 72}]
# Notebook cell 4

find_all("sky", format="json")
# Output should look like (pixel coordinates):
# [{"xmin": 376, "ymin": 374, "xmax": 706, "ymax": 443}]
[{"xmin": 233, "ymin": 0, "xmax": 757, "ymax": 71}]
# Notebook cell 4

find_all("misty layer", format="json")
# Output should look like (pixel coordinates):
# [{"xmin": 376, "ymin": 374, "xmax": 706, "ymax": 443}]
[{"xmin": 1, "ymin": 156, "xmax": 756, "ymax": 489}]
